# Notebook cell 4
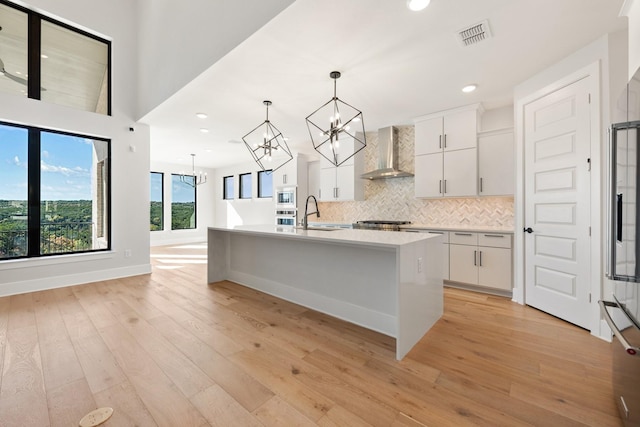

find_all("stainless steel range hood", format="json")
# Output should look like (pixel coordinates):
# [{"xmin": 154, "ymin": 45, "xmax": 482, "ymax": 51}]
[{"xmin": 360, "ymin": 126, "xmax": 414, "ymax": 180}]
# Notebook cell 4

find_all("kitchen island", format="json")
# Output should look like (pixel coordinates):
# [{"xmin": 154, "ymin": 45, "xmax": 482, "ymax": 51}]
[{"xmin": 207, "ymin": 225, "xmax": 443, "ymax": 359}]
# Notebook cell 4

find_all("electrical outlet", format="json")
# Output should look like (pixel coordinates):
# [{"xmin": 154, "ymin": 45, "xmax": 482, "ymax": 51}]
[
  {"xmin": 417, "ymin": 257, "xmax": 423, "ymax": 273},
  {"xmin": 124, "ymin": 249, "xmax": 132, "ymax": 258}
]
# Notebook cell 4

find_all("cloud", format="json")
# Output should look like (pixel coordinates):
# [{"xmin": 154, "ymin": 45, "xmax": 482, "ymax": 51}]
[
  {"xmin": 41, "ymin": 160, "xmax": 89, "ymax": 177},
  {"xmin": 42, "ymin": 150, "xmax": 49, "ymax": 158},
  {"xmin": 13, "ymin": 156, "xmax": 21, "ymax": 166}
]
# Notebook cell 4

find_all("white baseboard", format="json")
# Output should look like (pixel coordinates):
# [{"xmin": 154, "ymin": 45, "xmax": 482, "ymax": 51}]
[{"xmin": 0, "ymin": 264, "xmax": 152, "ymax": 297}]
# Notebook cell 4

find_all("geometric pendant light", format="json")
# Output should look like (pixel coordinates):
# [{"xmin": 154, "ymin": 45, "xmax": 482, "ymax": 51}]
[
  {"xmin": 305, "ymin": 71, "xmax": 366, "ymax": 167},
  {"xmin": 242, "ymin": 100, "xmax": 293, "ymax": 173}
]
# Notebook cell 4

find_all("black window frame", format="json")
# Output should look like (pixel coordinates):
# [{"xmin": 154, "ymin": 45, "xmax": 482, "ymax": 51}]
[
  {"xmin": 0, "ymin": 120, "xmax": 112, "ymax": 260},
  {"xmin": 170, "ymin": 174, "xmax": 197, "ymax": 231},
  {"xmin": 223, "ymin": 175, "xmax": 234, "ymax": 200},
  {"xmin": 150, "ymin": 171, "xmax": 164, "ymax": 232},
  {"xmin": 0, "ymin": 0, "xmax": 112, "ymax": 115},
  {"xmin": 257, "ymin": 170, "xmax": 273, "ymax": 198},
  {"xmin": 239, "ymin": 172, "xmax": 252, "ymax": 199}
]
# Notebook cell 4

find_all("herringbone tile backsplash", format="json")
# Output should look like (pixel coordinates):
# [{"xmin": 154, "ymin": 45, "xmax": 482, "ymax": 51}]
[{"xmin": 317, "ymin": 126, "xmax": 514, "ymax": 227}]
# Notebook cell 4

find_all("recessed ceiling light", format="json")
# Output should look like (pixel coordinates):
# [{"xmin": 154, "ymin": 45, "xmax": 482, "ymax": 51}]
[
  {"xmin": 200, "ymin": 128, "xmax": 209, "ymax": 133},
  {"xmin": 205, "ymin": 149, "xmax": 213, "ymax": 152},
  {"xmin": 41, "ymin": 54, "xmax": 48, "ymax": 59},
  {"xmin": 407, "ymin": 0, "xmax": 430, "ymax": 11},
  {"xmin": 195, "ymin": 112, "xmax": 207, "ymax": 119},
  {"xmin": 462, "ymin": 84, "xmax": 477, "ymax": 93}
]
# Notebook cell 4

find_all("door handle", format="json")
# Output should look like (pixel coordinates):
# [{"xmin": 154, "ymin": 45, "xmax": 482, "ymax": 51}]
[
  {"xmin": 523, "ymin": 227, "xmax": 533, "ymax": 234},
  {"xmin": 599, "ymin": 300, "xmax": 640, "ymax": 356}
]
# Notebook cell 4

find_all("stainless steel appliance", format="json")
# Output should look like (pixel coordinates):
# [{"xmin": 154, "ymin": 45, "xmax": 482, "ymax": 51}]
[
  {"xmin": 275, "ymin": 186, "xmax": 297, "ymax": 226},
  {"xmin": 352, "ymin": 220, "xmax": 411, "ymax": 231},
  {"xmin": 604, "ymin": 65, "xmax": 640, "ymax": 427},
  {"xmin": 275, "ymin": 186, "xmax": 296, "ymax": 207}
]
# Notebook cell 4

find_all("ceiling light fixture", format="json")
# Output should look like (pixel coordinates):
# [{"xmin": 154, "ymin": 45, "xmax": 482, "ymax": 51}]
[
  {"xmin": 407, "ymin": 0, "xmax": 430, "ymax": 11},
  {"xmin": 180, "ymin": 154, "xmax": 207, "ymax": 187},
  {"xmin": 305, "ymin": 71, "xmax": 366, "ymax": 167},
  {"xmin": 242, "ymin": 100, "xmax": 293, "ymax": 173},
  {"xmin": 196, "ymin": 112, "xmax": 207, "ymax": 119},
  {"xmin": 462, "ymin": 84, "xmax": 477, "ymax": 93}
]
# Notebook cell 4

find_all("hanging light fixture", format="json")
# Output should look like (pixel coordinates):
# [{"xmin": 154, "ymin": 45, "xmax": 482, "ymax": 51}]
[
  {"xmin": 179, "ymin": 153, "xmax": 207, "ymax": 187},
  {"xmin": 242, "ymin": 100, "xmax": 293, "ymax": 173},
  {"xmin": 305, "ymin": 71, "xmax": 366, "ymax": 167}
]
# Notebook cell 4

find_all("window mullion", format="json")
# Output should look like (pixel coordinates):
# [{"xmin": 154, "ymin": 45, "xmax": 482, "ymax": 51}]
[
  {"xmin": 27, "ymin": 13, "xmax": 41, "ymax": 100},
  {"xmin": 27, "ymin": 129, "xmax": 41, "ymax": 256}
]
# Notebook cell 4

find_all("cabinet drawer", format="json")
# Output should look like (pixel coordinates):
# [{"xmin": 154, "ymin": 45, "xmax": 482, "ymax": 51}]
[
  {"xmin": 449, "ymin": 232, "xmax": 478, "ymax": 245},
  {"xmin": 423, "ymin": 230, "xmax": 449, "ymax": 243},
  {"xmin": 478, "ymin": 233, "xmax": 512, "ymax": 249}
]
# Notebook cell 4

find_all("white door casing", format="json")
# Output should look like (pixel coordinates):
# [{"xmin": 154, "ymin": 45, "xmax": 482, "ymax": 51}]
[{"xmin": 523, "ymin": 76, "xmax": 592, "ymax": 329}]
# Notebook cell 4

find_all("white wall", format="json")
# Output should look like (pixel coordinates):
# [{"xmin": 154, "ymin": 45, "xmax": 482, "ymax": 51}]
[
  {"xmin": 149, "ymin": 161, "xmax": 215, "ymax": 246},
  {"xmin": 623, "ymin": 0, "xmax": 640, "ymax": 78},
  {"xmin": 479, "ymin": 105, "xmax": 514, "ymax": 131},
  {"xmin": 213, "ymin": 160, "xmax": 275, "ymax": 228},
  {"xmin": 135, "ymin": 0, "xmax": 294, "ymax": 119},
  {"xmin": 0, "ymin": 0, "xmax": 151, "ymax": 296}
]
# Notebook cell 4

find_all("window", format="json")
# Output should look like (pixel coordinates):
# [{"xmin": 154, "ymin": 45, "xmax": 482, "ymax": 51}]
[
  {"xmin": 0, "ymin": 121, "xmax": 110, "ymax": 260},
  {"xmin": 150, "ymin": 172, "xmax": 163, "ymax": 231},
  {"xmin": 239, "ymin": 173, "xmax": 252, "ymax": 199},
  {"xmin": 258, "ymin": 170, "xmax": 273, "ymax": 198},
  {"xmin": 171, "ymin": 174, "xmax": 196, "ymax": 230},
  {"xmin": 223, "ymin": 176, "xmax": 234, "ymax": 200},
  {"xmin": 0, "ymin": 1, "xmax": 111, "ymax": 114}
]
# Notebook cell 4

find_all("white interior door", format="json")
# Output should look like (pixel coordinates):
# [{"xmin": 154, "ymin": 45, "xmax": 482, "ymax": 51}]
[{"xmin": 523, "ymin": 77, "xmax": 592, "ymax": 329}]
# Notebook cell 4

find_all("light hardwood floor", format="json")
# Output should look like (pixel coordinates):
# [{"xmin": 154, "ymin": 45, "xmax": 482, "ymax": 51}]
[{"xmin": 0, "ymin": 243, "xmax": 622, "ymax": 426}]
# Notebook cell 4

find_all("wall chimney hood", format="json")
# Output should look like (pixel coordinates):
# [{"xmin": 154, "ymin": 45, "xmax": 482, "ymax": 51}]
[{"xmin": 360, "ymin": 126, "xmax": 414, "ymax": 180}]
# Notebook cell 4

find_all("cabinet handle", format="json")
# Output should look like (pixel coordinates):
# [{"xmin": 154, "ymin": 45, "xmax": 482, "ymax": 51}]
[
  {"xmin": 439, "ymin": 180, "xmax": 442, "ymax": 194},
  {"xmin": 336, "ymin": 187, "xmax": 339, "ymax": 198},
  {"xmin": 283, "ymin": 174, "xmax": 287, "ymax": 184},
  {"xmin": 479, "ymin": 251, "xmax": 482, "ymax": 266},
  {"xmin": 480, "ymin": 177, "xmax": 483, "ymax": 193},
  {"xmin": 483, "ymin": 234, "xmax": 504, "ymax": 238},
  {"xmin": 455, "ymin": 233, "xmax": 473, "ymax": 236},
  {"xmin": 473, "ymin": 250, "xmax": 477, "ymax": 266},
  {"xmin": 444, "ymin": 134, "xmax": 447, "ymax": 148},
  {"xmin": 439, "ymin": 135, "xmax": 442, "ymax": 149},
  {"xmin": 428, "ymin": 231, "xmax": 444, "ymax": 235},
  {"xmin": 444, "ymin": 180, "xmax": 447, "ymax": 193}
]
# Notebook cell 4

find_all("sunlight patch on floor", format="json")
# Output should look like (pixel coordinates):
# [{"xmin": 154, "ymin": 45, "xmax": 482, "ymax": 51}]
[
  {"xmin": 169, "ymin": 243, "xmax": 207, "ymax": 249},
  {"xmin": 156, "ymin": 259, "xmax": 207, "ymax": 264},
  {"xmin": 151, "ymin": 254, "xmax": 207, "ymax": 259}
]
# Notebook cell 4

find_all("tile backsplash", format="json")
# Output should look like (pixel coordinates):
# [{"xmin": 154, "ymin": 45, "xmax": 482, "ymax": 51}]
[{"xmin": 317, "ymin": 126, "xmax": 514, "ymax": 228}]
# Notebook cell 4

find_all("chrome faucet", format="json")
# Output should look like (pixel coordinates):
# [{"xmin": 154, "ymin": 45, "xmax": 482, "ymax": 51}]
[{"xmin": 302, "ymin": 195, "xmax": 320, "ymax": 229}]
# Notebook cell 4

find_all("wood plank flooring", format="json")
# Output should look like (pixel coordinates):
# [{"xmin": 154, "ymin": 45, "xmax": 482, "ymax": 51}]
[{"xmin": 0, "ymin": 243, "xmax": 621, "ymax": 426}]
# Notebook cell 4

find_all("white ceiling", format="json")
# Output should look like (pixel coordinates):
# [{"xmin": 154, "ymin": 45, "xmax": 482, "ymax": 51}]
[{"xmin": 140, "ymin": 0, "xmax": 627, "ymax": 169}]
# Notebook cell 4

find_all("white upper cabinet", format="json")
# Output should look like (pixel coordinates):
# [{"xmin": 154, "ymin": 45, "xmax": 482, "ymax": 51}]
[
  {"xmin": 414, "ymin": 104, "xmax": 482, "ymax": 198},
  {"xmin": 478, "ymin": 129, "xmax": 514, "ymax": 196},
  {"xmin": 415, "ymin": 105, "xmax": 481, "ymax": 155},
  {"xmin": 272, "ymin": 153, "xmax": 308, "ymax": 188},
  {"xmin": 318, "ymin": 136, "xmax": 364, "ymax": 202}
]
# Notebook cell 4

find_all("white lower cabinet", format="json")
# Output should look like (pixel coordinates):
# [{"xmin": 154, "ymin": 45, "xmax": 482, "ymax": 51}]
[{"xmin": 448, "ymin": 231, "xmax": 512, "ymax": 292}]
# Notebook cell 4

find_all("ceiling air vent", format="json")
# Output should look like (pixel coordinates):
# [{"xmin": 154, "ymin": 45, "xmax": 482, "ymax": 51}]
[{"xmin": 456, "ymin": 20, "xmax": 492, "ymax": 47}]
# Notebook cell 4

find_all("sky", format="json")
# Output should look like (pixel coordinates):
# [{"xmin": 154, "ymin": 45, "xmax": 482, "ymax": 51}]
[{"xmin": 0, "ymin": 124, "xmax": 95, "ymax": 201}]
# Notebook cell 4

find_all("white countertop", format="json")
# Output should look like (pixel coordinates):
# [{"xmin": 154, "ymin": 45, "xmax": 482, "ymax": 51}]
[
  {"xmin": 401, "ymin": 224, "xmax": 514, "ymax": 233},
  {"xmin": 208, "ymin": 224, "xmax": 441, "ymax": 248},
  {"xmin": 306, "ymin": 221, "xmax": 514, "ymax": 234}
]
